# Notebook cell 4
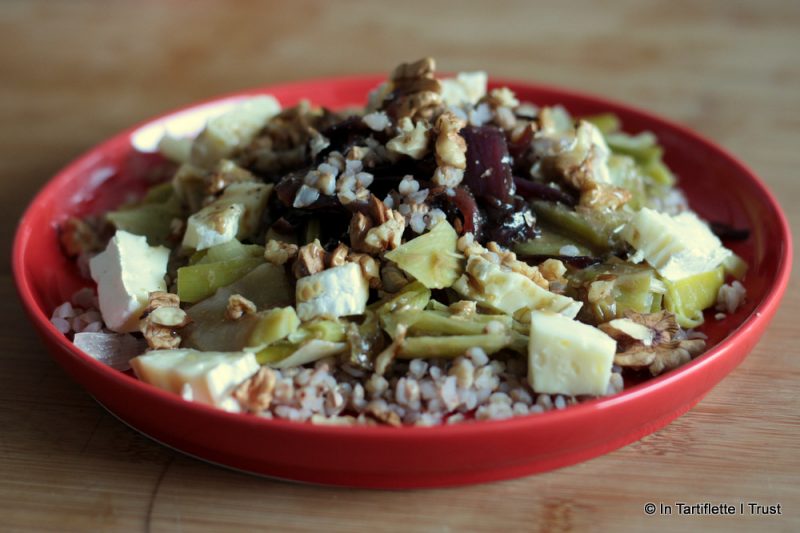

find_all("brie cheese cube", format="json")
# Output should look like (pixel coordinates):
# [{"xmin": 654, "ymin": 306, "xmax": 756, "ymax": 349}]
[
  {"xmin": 452, "ymin": 255, "xmax": 582, "ymax": 319},
  {"xmin": 182, "ymin": 202, "xmax": 244, "ymax": 251},
  {"xmin": 89, "ymin": 230, "xmax": 169, "ymax": 332},
  {"xmin": 130, "ymin": 349, "xmax": 259, "ymax": 409},
  {"xmin": 190, "ymin": 96, "xmax": 281, "ymax": 168},
  {"xmin": 295, "ymin": 263, "xmax": 369, "ymax": 321},
  {"xmin": 528, "ymin": 311, "xmax": 616, "ymax": 396},
  {"xmin": 622, "ymin": 208, "xmax": 731, "ymax": 281},
  {"xmin": 218, "ymin": 182, "xmax": 272, "ymax": 239}
]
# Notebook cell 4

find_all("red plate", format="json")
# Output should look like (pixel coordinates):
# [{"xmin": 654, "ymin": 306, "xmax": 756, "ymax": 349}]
[{"xmin": 12, "ymin": 77, "xmax": 792, "ymax": 488}]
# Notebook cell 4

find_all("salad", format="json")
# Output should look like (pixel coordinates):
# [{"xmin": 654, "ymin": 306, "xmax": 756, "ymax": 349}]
[{"xmin": 53, "ymin": 58, "xmax": 747, "ymax": 426}]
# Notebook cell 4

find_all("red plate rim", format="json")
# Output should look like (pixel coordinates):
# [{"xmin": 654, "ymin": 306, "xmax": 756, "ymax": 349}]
[{"xmin": 12, "ymin": 75, "xmax": 793, "ymax": 441}]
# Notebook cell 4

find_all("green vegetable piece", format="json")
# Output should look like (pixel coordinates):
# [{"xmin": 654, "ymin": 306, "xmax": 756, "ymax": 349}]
[
  {"xmin": 177, "ymin": 257, "xmax": 263, "ymax": 303},
  {"xmin": 583, "ymin": 113, "xmax": 621, "ymax": 135},
  {"xmin": 287, "ymin": 319, "xmax": 347, "ymax": 344},
  {"xmin": 196, "ymin": 239, "xmax": 264, "ymax": 265},
  {"xmin": 571, "ymin": 261, "xmax": 666, "ymax": 323},
  {"xmin": 605, "ymin": 131, "xmax": 675, "ymax": 186},
  {"xmin": 371, "ymin": 281, "xmax": 431, "ymax": 336},
  {"xmin": 384, "ymin": 221, "xmax": 464, "ymax": 289},
  {"xmin": 404, "ymin": 310, "xmax": 485, "ymax": 336},
  {"xmin": 664, "ymin": 267, "xmax": 725, "ymax": 328},
  {"xmin": 247, "ymin": 307, "xmax": 300, "ymax": 349},
  {"xmin": 106, "ymin": 185, "xmax": 182, "ymax": 246},
  {"xmin": 531, "ymin": 201, "xmax": 626, "ymax": 252},
  {"xmin": 255, "ymin": 342, "xmax": 297, "ymax": 365},
  {"xmin": 514, "ymin": 226, "xmax": 596, "ymax": 258},
  {"xmin": 141, "ymin": 181, "xmax": 176, "ymax": 204},
  {"xmin": 182, "ymin": 263, "xmax": 294, "ymax": 351},
  {"xmin": 397, "ymin": 334, "xmax": 513, "ymax": 359}
]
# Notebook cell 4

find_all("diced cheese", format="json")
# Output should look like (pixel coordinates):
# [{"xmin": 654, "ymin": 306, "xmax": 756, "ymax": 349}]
[
  {"xmin": 452, "ymin": 255, "xmax": 582, "ymax": 318},
  {"xmin": 181, "ymin": 182, "xmax": 271, "ymax": 251},
  {"xmin": 295, "ymin": 263, "xmax": 369, "ymax": 321},
  {"xmin": 528, "ymin": 311, "xmax": 616, "ymax": 396},
  {"xmin": 158, "ymin": 134, "xmax": 192, "ymax": 164},
  {"xmin": 190, "ymin": 95, "xmax": 281, "ymax": 168},
  {"xmin": 182, "ymin": 202, "xmax": 244, "ymax": 250},
  {"xmin": 130, "ymin": 349, "xmax": 259, "ymax": 410},
  {"xmin": 622, "ymin": 208, "xmax": 731, "ymax": 281},
  {"xmin": 89, "ymin": 230, "xmax": 169, "ymax": 332},
  {"xmin": 218, "ymin": 182, "xmax": 272, "ymax": 239}
]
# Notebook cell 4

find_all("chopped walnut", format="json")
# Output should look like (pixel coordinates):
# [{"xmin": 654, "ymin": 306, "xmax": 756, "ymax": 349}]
[
  {"xmin": 59, "ymin": 217, "xmax": 102, "ymax": 257},
  {"xmin": 347, "ymin": 252, "xmax": 381, "ymax": 289},
  {"xmin": 434, "ymin": 111, "xmax": 467, "ymax": 169},
  {"xmin": 539, "ymin": 258, "xmax": 568, "ymax": 289},
  {"xmin": 383, "ymin": 57, "xmax": 443, "ymax": 121},
  {"xmin": 350, "ymin": 197, "xmax": 406, "ymax": 255},
  {"xmin": 600, "ymin": 311, "xmax": 706, "ymax": 376},
  {"xmin": 264, "ymin": 239, "xmax": 299, "ymax": 265},
  {"xmin": 226, "ymin": 294, "xmax": 257, "ymax": 320},
  {"xmin": 292, "ymin": 239, "xmax": 326, "ymax": 279},
  {"xmin": 486, "ymin": 241, "xmax": 549, "ymax": 289},
  {"xmin": 327, "ymin": 242, "xmax": 350, "ymax": 268},
  {"xmin": 233, "ymin": 367, "xmax": 277, "ymax": 412},
  {"xmin": 139, "ymin": 291, "xmax": 189, "ymax": 350},
  {"xmin": 386, "ymin": 117, "xmax": 431, "ymax": 160},
  {"xmin": 149, "ymin": 306, "xmax": 189, "ymax": 327},
  {"xmin": 205, "ymin": 160, "xmax": 256, "ymax": 195},
  {"xmin": 449, "ymin": 300, "xmax": 477, "ymax": 318}
]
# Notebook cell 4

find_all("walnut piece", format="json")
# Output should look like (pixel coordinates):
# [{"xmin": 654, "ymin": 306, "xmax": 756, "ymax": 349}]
[
  {"xmin": 434, "ymin": 111, "xmax": 467, "ymax": 169},
  {"xmin": 347, "ymin": 252, "xmax": 381, "ymax": 289},
  {"xmin": 292, "ymin": 239, "xmax": 326, "ymax": 279},
  {"xmin": 600, "ymin": 311, "xmax": 706, "ymax": 376},
  {"xmin": 327, "ymin": 242, "xmax": 350, "ymax": 268},
  {"xmin": 264, "ymin": 239, "xmax": 299, "ymax": 265},
  {"xmin": 226, "ymin": 294, "xmax": 257, "ymax": 320},
  {"xmin": 205, "ymin": 159, "xmax": 256, "ymax": 195},
  {"xmin": 139, "ymin": 291, "xmax": 188, "ymax": 350},
  {"xmin": 349, "ymin": 197, "xmax": 406, "ymax": 255},
  {"xmin": 233, "ymin": 367, "xmax": 277, "ymax": 412},
  {"xmin": 59, "ymin": 217, "xmax": 102, "ymax": 257},
  {"xmin": 384, "ymin": 57, "xmax": 443, "ymax": 121}
]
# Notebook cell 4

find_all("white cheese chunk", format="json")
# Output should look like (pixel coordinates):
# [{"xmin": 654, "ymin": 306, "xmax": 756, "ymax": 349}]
[
  {"xmin": 190, "ymin": 95, "xmax": 281, "ymax": 169},
  {"xmin": 528, "ymin": 311, "xmax": 616, "ymax": 396},
  {"xmin": 89, "ymin": 230, "xmax": 169, "ymax": 332},
  {"xmin": 295, "ymin": 263, "xmax": 369, "ymax": 321},
  {"xmin": 181, "ymin": 182, "xmax": 271, "ymax": 250},
  {"xmin": 130, "ymin": 349, "xmax": 259, "ymax": 409},
  {"xmin": 622, "ymin": 207, "xmax": 732, "ymax": 281},
  {"xmin": 218, "ymin": 182, "xmax": 272, "ymax": 239},
  {"xmin": 182, "ymin": 202, "xmax": 244, "ymax": 250},
  {"xmin": 452, "ymin": 255, "xmax": 582, "ymax": 319}
]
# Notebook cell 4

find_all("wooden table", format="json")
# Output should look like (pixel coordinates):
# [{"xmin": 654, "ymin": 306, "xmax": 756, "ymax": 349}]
[{"xmin": 2, "ymin": 1, "xmax": 798, "ymax": 530}]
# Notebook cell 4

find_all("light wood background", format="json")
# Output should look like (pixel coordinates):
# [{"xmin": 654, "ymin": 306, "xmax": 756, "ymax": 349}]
[{"xmin": 2, "ymin": 1, "xmax": 798, "ymax": 531}]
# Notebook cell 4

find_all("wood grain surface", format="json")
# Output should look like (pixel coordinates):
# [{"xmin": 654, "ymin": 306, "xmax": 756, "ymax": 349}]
[{"xmin": 2, "ymin": 1, "xmax": 798, "ymax": 531}]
